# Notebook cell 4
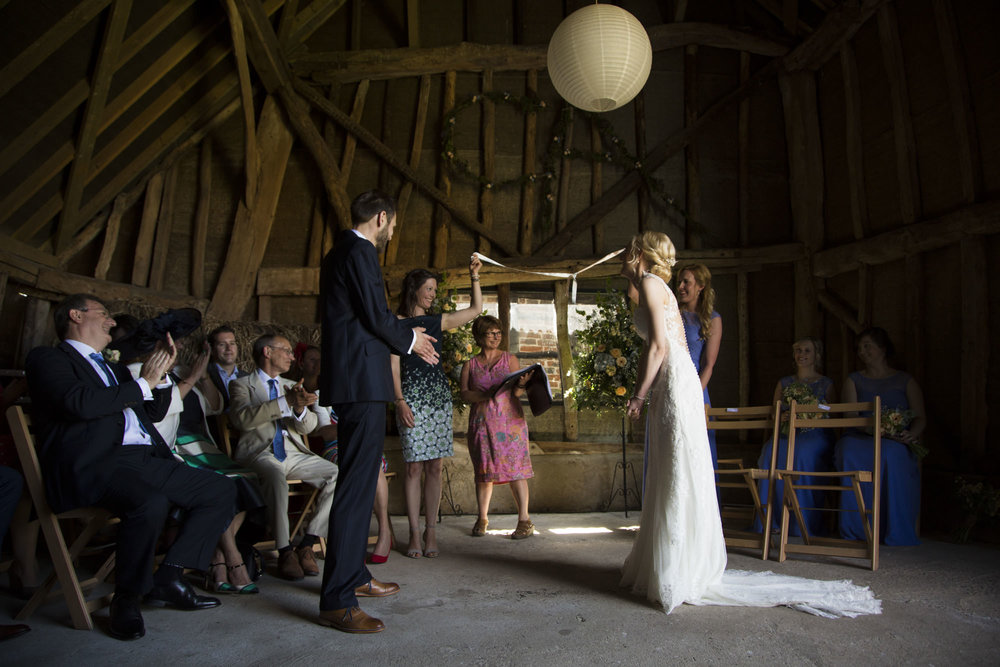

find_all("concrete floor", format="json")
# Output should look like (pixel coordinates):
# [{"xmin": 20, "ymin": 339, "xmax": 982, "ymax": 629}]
[{"xmin": 3, "ymin": 512, "xmax": 999, "ymax": 666}]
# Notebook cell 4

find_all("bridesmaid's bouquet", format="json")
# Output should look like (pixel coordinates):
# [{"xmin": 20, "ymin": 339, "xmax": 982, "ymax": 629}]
[
  {"xmin": 780, "ymin": 382, "xmax": 825, "ymax": 435},
  {"xmin": 880, "ymin": 407, "xmax": 928, "ymax": 459},
  {"xmin": 569, "ymin": 288, "xmax": 642, "ymax": 415}
]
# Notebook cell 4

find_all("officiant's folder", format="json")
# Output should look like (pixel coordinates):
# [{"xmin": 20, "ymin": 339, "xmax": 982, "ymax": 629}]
[{"xmin": 491, "ymin": 363, "xmax": 553, "ymax": 416}]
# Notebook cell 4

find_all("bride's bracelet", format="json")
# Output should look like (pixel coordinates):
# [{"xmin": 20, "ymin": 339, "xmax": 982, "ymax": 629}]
[{"xmin": 630, "ymin": 394, "xmax": 646, "ymax": 404}]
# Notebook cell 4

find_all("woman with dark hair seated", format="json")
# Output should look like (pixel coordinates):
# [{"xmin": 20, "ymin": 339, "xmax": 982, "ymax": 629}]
[
  {"xmin": 835, "ymin": 327, "xmax": 925, "ymax": 546},
  {"xmin": 755, "ymin": 337, "xmax": 836, "ymax": 537}
]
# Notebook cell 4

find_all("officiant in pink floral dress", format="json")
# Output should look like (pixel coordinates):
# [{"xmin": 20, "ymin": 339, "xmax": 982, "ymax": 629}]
[{"xmin": 460, "ymin": 315, "xmax": 535, "ymax": 540}]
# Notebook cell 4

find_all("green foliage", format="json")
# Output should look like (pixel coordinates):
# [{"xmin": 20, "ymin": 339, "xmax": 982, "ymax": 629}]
[
  {"xmin": 567, "ymin": 288, "xmax": 642, "ymax": 415},
  {"xmin": 433, "ymin": 275, "xmax": 479, "ymax": 413},
  {"xmin": 954, "ymin": 477, "xmax": 1000, "ymax": 542}
]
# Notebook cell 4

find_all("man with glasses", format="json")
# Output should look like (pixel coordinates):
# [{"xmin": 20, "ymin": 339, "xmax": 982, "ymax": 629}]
[{"xmin": 228, "ymin": 333, "xmax": 338, "ymax": 580}]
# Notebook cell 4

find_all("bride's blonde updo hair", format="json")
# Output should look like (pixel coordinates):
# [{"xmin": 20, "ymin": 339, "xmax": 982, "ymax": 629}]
[{"xmin": 627, "ymin": 231, "xmax": 677, "ymax": 283}]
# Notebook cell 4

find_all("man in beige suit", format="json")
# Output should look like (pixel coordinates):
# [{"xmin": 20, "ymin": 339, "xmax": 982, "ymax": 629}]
[{"xmin": 229, "ymin": 333, "xmax": 338, "ymax": 580}]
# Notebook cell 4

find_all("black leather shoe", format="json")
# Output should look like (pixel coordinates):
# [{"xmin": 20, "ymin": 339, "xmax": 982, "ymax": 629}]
[
  {"xmin": 108, "ymin": 594, "xmax": 144, "ymax": 640},
  {"xmin": 145, "ymin": 578, "xmax": 221, "ymax": 610}
]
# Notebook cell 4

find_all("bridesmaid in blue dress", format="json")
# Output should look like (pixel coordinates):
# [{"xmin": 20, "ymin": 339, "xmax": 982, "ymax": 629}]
[
  {"xmin": 677, "ymin": 264, "xmax": 722, "ymax": 469},
  {"xmin": 835, "ymin": 328, "xmax": 925, "ymax": 546},
  {"xmin": 755, "ymin": 337, "xmax": 836, "ymax": 537}
]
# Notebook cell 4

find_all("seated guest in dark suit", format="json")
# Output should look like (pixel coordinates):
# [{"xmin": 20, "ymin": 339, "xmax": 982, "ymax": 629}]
[
  {"xmin": 229, "ymin": 334, "xmax": 338, "ymax": 581},
  {"xmin": 25, "ymin": 294, "xmax": 237, "ymax": 641},
  {"xmin": 207, "ymin": 325, "xmax": 248, "ymax": 407}
]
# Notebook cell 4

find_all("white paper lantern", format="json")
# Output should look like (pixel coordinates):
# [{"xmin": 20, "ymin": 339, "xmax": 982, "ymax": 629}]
[{"xmin": 547, "ymin": 4, "xmax": 652, "ymax": 113}]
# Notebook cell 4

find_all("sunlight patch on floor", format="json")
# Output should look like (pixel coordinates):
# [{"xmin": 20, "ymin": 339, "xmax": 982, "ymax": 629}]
[{"xmin": 548, "ymin": 526, "xmax": 613, "ymax": 535}]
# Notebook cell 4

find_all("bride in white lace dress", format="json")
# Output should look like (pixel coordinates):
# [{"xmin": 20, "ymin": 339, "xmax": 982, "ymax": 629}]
[{"xmin": 618, "ymin": 232, "xmax": 880, "ymax": 618}]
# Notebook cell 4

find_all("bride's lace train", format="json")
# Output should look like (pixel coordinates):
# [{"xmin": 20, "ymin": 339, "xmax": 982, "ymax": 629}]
[{"xmin": 694, "ymin": 570, "xmax": 881, "ymax": 618}]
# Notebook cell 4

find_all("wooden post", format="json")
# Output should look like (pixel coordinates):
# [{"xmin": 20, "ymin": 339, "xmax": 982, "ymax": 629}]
[
  {"xmin": 904, "ymin": 254, "xmax": 924, "ymax": 383},
  {"xmin": 19, "ymin": 298, "xmax": 52, "ymax": 367},
  {"xmin": 840, "ymin": 43, "xmax": 869, "ymax": 240},
  {"xmin": 878, "ymin": 3, "xmax": 920, "ymax": 224},
  {"xmin": 0, "ymin": 272, "xmax": 8, "ymax": 323},
  {"xmin": 433, "ymin": 71, "xmax": 456, "ymax": 269},
  {"xmin": 634, "ymin": 91, "xmax": 649, "ymax": 232},
  {"xmin": 554, "ymin": 281, "xmax": 578, "ymax": 441},
  {"xmin": 191, "ymin": 139, "xmax": 212, "ymax": 298},
  {"xmin": 779, "ymin": 70, "xmax": 823, "ymax": 338},
  {"xmin": 94, "ymin": 194, "xmax": 127, "ymax": 281},
  {"xmin": 497, "ymin": 284, "xmax": 511, "ymax": 352},
  {"xmin": 148, "ymin": 162, "xmax": 179, "ymax": 292},
  {"xmin": 131, "ymin": 171, "xmax": 164, "ymax": 287},
  {"xmin": 684, "ymin": 44, "xmax": 701, "ymax": 248},
  {"xmin": 590, "ymin": 119, "xmax": 603, "ymax": 253},
  {"xmin": 386, "ymin": 73, "xmax": 432, "ymax": 266},
  {"xmin": 207, "ymin": 97, "xmax": 295, "ymax": 321},
  {"xmin": 519, "ymin": 69, "xmax": 538, "ymax": 256},
  {"xmin": 479, "ymin": 70, "xmax": 496, "ymax": 257},
  {"xmin": 556, "ymin": 108, "xmax": 575, "ymax": 238},
  {"xmin": 307, "ymin": 197, "xmax": 325, "ymax": 268},
  {"xmin": 960, "ymin": 237, "xmax": 988, "ymax": 465},
  {"xmin": 737, "ymin": 52, "xmax": 750, "ymax": 410},
  {"xmin": 223, "ymin": 0, "xmax": 259, "ymax": 208},
  {"xmin": 933, "ymin": 0, "xmax": 981, "ymax": 204}
]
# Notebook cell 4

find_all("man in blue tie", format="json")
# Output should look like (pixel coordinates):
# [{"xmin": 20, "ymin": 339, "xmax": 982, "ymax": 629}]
[
  {"xmin": 25, "ymin": 294, "xmax": 237, "ymax": 641},
  {"xmin": 228, "ymin": 333, "xmax": 338, "ymax": 580}
]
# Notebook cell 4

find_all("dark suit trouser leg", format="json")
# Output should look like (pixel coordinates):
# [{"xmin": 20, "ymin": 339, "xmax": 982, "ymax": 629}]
[
  {"xmin": 320, "ymin": 401, "xmax": 383, "ymax": 611},
  {"xmin": 97, "ymin": 447, "xmax": 236, "ymax": 597},
  {"xmin": 0, "ymin": 465, "xmax": 23, "ymax": 553}
]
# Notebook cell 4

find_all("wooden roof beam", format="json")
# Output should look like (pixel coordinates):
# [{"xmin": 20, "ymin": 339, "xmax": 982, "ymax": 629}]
[
  {"xmin": 55, "ymin": 0, "xmax": 133, "ymax": 253},
  {"xmin": 783, "ymin": 0, "xmax": 888, "ymax": 72},
  {"xmin": 292, "ymin": 23, "xmax": 789, "ymax": 83}
]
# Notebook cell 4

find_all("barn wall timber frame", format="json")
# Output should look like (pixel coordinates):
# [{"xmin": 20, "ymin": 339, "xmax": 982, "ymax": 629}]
[{"xmin": 0, "ymin": 1, "xmax": 998, "ymax": 524}]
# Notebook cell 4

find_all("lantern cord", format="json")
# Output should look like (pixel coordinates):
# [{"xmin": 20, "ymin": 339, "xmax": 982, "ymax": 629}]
[{"xmin": 472, "ymin": 249, "xmax": 624, "ymax": 303}]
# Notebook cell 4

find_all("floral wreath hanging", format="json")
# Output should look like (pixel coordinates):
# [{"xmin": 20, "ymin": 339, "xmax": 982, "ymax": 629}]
[{"xmin": 440, "ymin": 93, "xmax": 699, "ymax": 234}]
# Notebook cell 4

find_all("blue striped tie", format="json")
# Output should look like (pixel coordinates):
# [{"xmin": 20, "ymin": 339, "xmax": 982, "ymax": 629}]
[{"xmin": 268, "ymin": 379, "xmax": 287, "ymax": 461}]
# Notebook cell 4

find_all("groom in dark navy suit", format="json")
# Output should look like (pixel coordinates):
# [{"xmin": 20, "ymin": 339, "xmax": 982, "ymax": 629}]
[
  {"xmin": 317, "ymin": 190, "xmax": 438, "ymax": 633},
  {"xmin": 26, "ymin": 294, "xmax": 236, "ymax": 640}
]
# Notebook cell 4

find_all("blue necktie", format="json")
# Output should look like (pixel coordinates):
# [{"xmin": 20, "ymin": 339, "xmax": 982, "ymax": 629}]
[
  {"xmin": 90, "ymin": 353, "xmax": 118, "ymax": 386},
  {"xmin": 268, "ymin": 379, "xmax": 287, "ymax": 462}
]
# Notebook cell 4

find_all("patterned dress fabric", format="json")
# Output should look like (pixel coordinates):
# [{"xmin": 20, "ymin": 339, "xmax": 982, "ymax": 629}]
[
  {"xmin": 755, "ymin": 375, "xmax": 835, "ymax": 537},
  {"xmin": 398, "ymin": 314, "xmax": 455, "ymax": 463},
  {"xmin": 620, "ymin": 273, "xmax": 880, "ymax": 618},
  {"xmin": 465, "ymin": 351, "xmax": 533, "ymax": 484},
  {"xmin": 835, "ymin": 371, "xmax": 921, "ymax": 546}
]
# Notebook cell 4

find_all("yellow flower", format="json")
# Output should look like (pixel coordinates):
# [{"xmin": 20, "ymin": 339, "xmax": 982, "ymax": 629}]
[
  {"xmin": 596, "ymin": 344, "xmax": 606, "ymax": 352},
  {"xmin": 443, "ymin": 362, "xmax": 452, "ymax": 373},
  {"xmin": 605, "ymin": 367, "xmax": 615, "ymax": 377},
  {"xmin": 616, "ymin": 356, "xmax": 627, "ymax": 367},
  {"xmin": 615, "ymin": 386, "xmax": 627, "ymax": 396},
  {"xmin": 453, "ymin": 350, "xmax": 462, "ymax": 361},
  {"xmin": 465, "ymin": 343, "xmax": 473, "ymax": 352},
  {"xmin": 610, "ymin": 348, "xmax": 622, "ymax": 358}
]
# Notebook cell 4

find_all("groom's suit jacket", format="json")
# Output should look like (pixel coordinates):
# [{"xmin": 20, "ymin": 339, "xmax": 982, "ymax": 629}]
[
  {"xmin": 25, "ymin": 341, "xmax": 173, "ymax": 513},
  {"xmin": 227, "ymin": 372, "xmax": 319, "ymax": 465},
  {"xmin": 318, "ymin": 229, "xmax": 413, "ymax": 403}
]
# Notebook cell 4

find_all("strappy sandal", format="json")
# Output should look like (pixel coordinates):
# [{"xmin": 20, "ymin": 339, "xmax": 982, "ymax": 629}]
[
  {"xmin": 511, "ymin": 519, "xmax": 535, "ymax": 540},
  {"xmin": 205, "ymin": 562, "xmax": 236, "ymax": 593},
  {"xmin": 422, "ymin": 529, "xmax": 439, "ymax": 558},
  {"xmin": 226, "ymin": 563, "xmax": 260, "ymax": 594},
  {"xmin": 471, "ymin": 518, "xmax": 488, "ymax": 537}
]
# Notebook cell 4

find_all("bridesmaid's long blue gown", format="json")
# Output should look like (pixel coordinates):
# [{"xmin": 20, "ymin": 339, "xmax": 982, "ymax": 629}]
[
  {"xmin": 835, "ymin": 371, "xmax": 921, "ymax": 546},
  {"xmin": 681, "ymin": 310, "xmax": 720, "ymax": 470},
  {"xmin": 754, "ymin": 376, "xmax": 835, "ymax": 537}
]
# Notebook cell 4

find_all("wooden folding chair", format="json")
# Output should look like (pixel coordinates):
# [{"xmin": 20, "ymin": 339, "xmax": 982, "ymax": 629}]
[
  {"xmin": 6, "ymin": 405, "xmax": 117, "ymax": 630},
  {"xmin": 776, "ymin": 398, "xmax": 882, "ymax": 570},
  {"xmin": 216, "ymin": 414, "xmax": 323, "ymax": 555},
  {"xmin": 706, "ymin": 402, "xmax": 782, "ymax": 560}
]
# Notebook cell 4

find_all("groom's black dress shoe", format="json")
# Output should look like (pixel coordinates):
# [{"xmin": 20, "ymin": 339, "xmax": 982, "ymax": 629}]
[
  {"xmin": 145, "ymin": 578, "xmax": 221, "ymax": 610},
  {"xmin": 108, "ymin": 594, "xmax": 145, "ymax": 640}
]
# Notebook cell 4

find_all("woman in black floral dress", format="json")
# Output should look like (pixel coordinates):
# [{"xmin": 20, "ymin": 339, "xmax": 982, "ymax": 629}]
[{"xmin": 392, "ymin": 255, "xmax": 482, "ymax": 558}]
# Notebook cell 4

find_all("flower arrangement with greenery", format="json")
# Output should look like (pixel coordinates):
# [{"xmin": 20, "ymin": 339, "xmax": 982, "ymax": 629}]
[
  {"xmin": 433, "ymin": 276, "xmax": 479, "ymax": 412},
  {"xmin": 954, "ymin": 477, "xmax": 1000, "ymax": 542},
  {"xmin": 568, "ymin": 288, "xmax": 642, "ymax": 415}
]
